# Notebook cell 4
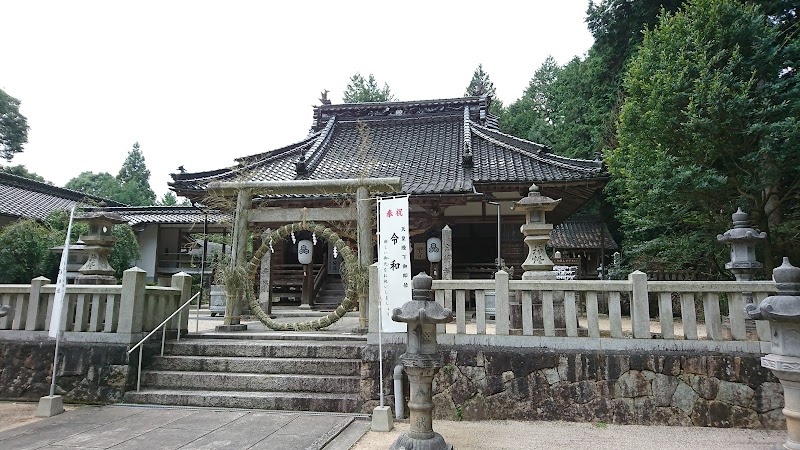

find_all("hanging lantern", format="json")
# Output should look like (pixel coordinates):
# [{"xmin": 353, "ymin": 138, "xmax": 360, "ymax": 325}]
[
  {"xmin": 298, "ymin": 239, "xmax": 313, "ymax": 265},
  {"xmin": 426, "ymin": 236, "xmax": 442, "ymax": 263}
]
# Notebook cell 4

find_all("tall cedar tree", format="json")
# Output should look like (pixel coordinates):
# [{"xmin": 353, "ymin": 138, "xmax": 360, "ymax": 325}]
[
  {"xmin": 342, "ymin": 73, "xmax": 395, "ymax": 103},
  {"xmin": 116, "ymin": 142, "xmax": 156, "ymax": 206},
  {"xmin": 465, "ymin": 64, "xmax": 504, "ymax": 116}
]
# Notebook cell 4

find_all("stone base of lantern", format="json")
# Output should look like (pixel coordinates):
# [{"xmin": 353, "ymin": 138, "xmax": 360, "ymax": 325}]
[
  {"xmin": 390, "ymin": 432, "xmax": 453, "ymax": 450},
  {"xmin": 763, "ymin": 354, "xmax": 800, "ymax": 449},
  {"xmin": 75, "ymin": 275, "xmax": 117, "ymax": 285}
]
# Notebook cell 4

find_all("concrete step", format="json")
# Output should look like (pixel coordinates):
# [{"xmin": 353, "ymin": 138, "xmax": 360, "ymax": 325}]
[
  {"xmin": 181, "ymin": 332, "xmax": 366, "ymax": 342},
  {"xmin": 149, "ymin": 355, "xmax": 361, "ymax": 375},
  {"xmin": 167, "ymin": 340, "xmax": 363, "ymax": 359},
  {"xmin": 124, "ymin": 388, "xmax": 363, "ymax": 413},
  {"xmin": 140, "ymin": 371, "xmax": 360, "ymax": 393}
]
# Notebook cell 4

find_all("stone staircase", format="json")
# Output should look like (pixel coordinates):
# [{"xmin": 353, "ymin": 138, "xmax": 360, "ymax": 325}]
[
  {"xmin": 314, "ymin": 275, "xmax": 345, "ymax": 311},
  {"xmin": 124, "ymin": 334, "xmax": 365, "ymax": 413}
]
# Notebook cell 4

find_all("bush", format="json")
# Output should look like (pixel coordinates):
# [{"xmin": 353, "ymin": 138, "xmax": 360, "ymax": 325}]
[{"xmin": 0, "ymin": 219, "xmax": 57, "ymax": 283}]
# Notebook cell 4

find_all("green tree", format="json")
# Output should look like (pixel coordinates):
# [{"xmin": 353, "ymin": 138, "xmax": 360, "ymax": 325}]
[
  {"xmin": 0, "ymin": 88, "xmax": 29, "ymax": 161},
  {"xmin": 342, "ymin": 73, "xmax": 395, "ymax": 103},
  {"xmin": 607, "ymin": 0, "xmax": 800, "ymax": 275},
  {"xmin": 465, "ymin": 64, "xmax": 504, "ymax": 116},
  {"xmin": 501, "ymin": 56, "xmax": 561, "ymax": 147},
  {"xmin": 65, "ymin": 171, "xmax": 121, "ymax": 200},
  {"xmin": 0, "ymin": 219, "xmax": 56, "ymax": 283},
  {"xmin": 116, "ymin": 142, "xmax": 156, "ymax": 206},
  {"xmin": 0, "ymin": 164, "xmax": 49, "ymax": 183}
]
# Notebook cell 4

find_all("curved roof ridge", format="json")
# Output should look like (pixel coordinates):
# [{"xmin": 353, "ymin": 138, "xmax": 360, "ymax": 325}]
[
  {"xmin": 302, "ymin": 116, "xmax": 337, "ymax": 175},
  {"xmin": 234, "ymin": 130, "xmax": 323, "ymax": 164},
  {"xmin": 470, "ymin": 125, "xmax": 599, "ymax": 174}
]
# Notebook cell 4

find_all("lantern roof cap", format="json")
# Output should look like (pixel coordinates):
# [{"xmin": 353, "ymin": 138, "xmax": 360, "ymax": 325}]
[
  {"xmin": 513, "ymin": 183, "xmax": 561, "ymax": 211},
  {"xmin": 77, "ymin": 204, "xmax": 128, "ymax": 225},
  {"xmin": 717, "ymin": 208, "xmax": 766, "ymax": 244}
]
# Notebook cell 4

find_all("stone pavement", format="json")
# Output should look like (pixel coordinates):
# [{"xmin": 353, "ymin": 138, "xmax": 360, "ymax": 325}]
[
  {"xmin": 0, "ymin": 404, "xmax": 370, "ymax": 450},
  {"xmin": 0, "ymin": 402, "xmax": 788, "ymax": 450}
]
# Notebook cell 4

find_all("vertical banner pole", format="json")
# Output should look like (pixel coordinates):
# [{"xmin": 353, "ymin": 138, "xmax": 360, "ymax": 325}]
[{"xmin": 49, "ymin": 206, "xmax": 75, "ymax": 396}]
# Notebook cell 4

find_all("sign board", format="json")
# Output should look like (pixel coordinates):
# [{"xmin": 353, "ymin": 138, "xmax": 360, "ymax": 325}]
[{"xmin": 377, "ymin": 196, "xmax": 410, "ymax": 333}]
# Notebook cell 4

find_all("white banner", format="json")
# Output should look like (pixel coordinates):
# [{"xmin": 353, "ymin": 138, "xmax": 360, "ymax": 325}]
[
  {"xmin": 377, "ymin": 196, "xmax": 411, "ymax": 333},
  {"xmin": 49, "ymin": 207, "xmax": 75, "ymax": 338}
]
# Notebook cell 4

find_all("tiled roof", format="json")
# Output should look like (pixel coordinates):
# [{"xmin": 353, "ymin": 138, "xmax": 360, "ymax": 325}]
[
  {"xmin": 170, "ymin": 96, "xmax": 607, "ymax": 196},
  {"xmin": 99, "ymin": 206, "xmax": 230, "ymax": 226},
  {"xmin": 0, "ymin": 172, "xmax": 124, "ymax": 222},
  {"xmin": 549, "ymin": 214, "xmax": 619, "ymax": 250}
]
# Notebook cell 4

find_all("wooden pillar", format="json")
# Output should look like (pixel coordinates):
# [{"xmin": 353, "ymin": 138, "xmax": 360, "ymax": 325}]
[
  {"xmin": 356, "ymin": 186, "xmax": 372, "ymax": 328},
  {"xmin": 225, "ymin": 189, "xmax": 251, "ymax": 326}
]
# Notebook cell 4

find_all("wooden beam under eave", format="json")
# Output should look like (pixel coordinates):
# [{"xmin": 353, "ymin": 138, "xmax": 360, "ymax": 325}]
[
  {"xmin": 208, "ymin": 177, "xmax": 402, "ymax": 195},
  {"xmin": 247, "ymin": 207, "xmax": 357, "ymax": 223}
]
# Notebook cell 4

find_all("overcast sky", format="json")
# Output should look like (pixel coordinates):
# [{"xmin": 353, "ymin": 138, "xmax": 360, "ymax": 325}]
[{"xmin": 2, "ymin": 1, "xmax": 594, "ymax": 200}]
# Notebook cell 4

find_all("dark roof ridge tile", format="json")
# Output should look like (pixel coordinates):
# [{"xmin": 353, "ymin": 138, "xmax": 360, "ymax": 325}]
[{"xmin": 0, "ymin": 172, "xmax": 125, "ymax": 206}]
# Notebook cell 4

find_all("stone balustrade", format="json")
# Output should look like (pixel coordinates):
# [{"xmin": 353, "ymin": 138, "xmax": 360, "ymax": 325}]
[
  {"xmin": 0, "ymin": 267, "xmax": 192, "ymax": 344},
  {"xmin": 369, "ymin": 265, "xmax": 777, "ymax": 354}
]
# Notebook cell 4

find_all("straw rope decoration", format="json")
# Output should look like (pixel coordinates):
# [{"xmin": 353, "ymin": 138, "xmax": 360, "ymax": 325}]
[{"xmin": 246, "ymin": 221, "xmax": 362, "ymax": 331}]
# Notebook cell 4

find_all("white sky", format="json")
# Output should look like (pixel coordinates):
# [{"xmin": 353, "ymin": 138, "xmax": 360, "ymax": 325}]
[{"xmin": 1, "ymin": 1, "xmax": 594, "ymax": 200}]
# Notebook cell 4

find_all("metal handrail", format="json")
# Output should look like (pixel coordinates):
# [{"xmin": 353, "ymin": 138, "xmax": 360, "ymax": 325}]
[{"xmin": 127, "ymin": 291, "xmax": 200, "ymax": 391}]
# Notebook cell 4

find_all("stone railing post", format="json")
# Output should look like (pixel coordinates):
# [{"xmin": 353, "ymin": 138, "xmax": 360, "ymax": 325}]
[
  {"xmin": 368, "ymin": 262, "xmax": 380, "ymax": 333},
  {"xmin": 118, "ymin": 267, "xmax": 147, "ymax": 338},
  {"xmin": 495, "ymin": 269, "xmax": 510, "ymax": 335},
  {"xmin": 630, "ymin": 270, "xmax": 651, "ymax": 338},
  {"xmin": 171, "ymin": 272, "xmax": 193, "ymax": 334},
  {"xmin": 26, "ymin": 276, "xmax": 51, "ymax": 331},
  {"xmin": 747, "ymin": 257, "xmax": 800, "ymax": 448}
]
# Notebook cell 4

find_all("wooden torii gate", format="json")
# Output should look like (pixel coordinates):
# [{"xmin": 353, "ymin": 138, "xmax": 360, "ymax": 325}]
[{"xmin": 208, "ymin": 177, "xmax": 402, "ymax": 330}]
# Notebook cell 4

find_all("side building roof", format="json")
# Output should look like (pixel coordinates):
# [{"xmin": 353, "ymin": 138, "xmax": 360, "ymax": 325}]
[
  {"xmin": 549, "ymin": 214, "xmax": 619, "ymax": 251},
  {"xmin": 0, "ymin": 172, "xmax": 125, "ymax": 224}
]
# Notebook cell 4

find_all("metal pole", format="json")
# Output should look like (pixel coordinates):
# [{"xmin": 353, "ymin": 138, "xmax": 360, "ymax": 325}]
[{"xmin": 49, "ymin": 330, "xmax": 62, "ymax": 397}]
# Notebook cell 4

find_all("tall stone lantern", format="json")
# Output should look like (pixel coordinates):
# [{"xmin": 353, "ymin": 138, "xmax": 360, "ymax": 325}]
[
  {"xmin": 390, "ymin": 272, "xmax": 453, "ymax": 450},
  {"xmin": 746, "ymin": 258, "xmax": 800, "ymax": 449},
  {"xmin": 75, "ymin": 208, "xmax": 128, "ymax": 285},
  {"xmin": 514, "ymin": 183, "xmax": 561, "ymax": 280},
  {"xmin": 717, "ymin": 208, "xmax": 766, "ymax": 283}
]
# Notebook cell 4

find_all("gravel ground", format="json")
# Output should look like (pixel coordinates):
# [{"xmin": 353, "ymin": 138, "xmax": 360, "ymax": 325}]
[{"xmin": 0, "ymin": 401, "xmax": 77, "ymax": 433}]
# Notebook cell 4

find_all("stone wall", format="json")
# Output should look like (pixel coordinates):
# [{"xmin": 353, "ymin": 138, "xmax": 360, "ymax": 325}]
[
  {"xmin": 362, "ymin": 345, "xmax": 785, "ymax": 429},
  {"xmin": 0, "ymin": 340, "xmax": 150, "ymax": 403}
]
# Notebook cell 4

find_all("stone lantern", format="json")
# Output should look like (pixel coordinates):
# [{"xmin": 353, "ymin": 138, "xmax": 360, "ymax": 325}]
[
  {"xmin": 746, "ymin": 258, "xmax": 800, "ymax": 449},
  {"xmin": 513, "ymin": 183, "xmax": 561, "ymax": 280},
  {"xmin": 75, "ymin": 208, "xmax": 128, "ymax": 285},
  {"xmin": 717, "ymin": 208, "xmax": 766, "ymax": 282},
  {"xmin": 390, "ymin": 272, "xmax": 453, "ymax": 450}
]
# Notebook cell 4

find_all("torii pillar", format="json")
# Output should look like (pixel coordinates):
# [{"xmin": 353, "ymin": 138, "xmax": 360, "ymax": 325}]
[{"xmin": 208, "ymin": 178, "xmax": 402, "ymax": 330}]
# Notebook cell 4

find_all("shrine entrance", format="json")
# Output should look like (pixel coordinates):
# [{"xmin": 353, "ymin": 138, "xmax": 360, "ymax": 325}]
[{"xmin": 211, "ymin": 177, "xmax": 402, "ymax": 331}]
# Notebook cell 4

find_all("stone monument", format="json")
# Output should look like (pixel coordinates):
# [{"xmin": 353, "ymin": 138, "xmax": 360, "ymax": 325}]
[
  {"xmin": 390, "ymin": 272, "xmax": 453, "ymax": 450},
  {"xmin": 746, "ymin": 258, "xmax": 800, "ymax": 449}
]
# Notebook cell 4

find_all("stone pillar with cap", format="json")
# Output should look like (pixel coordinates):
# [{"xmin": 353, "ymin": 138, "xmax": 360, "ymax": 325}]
[
  {"xmin": 390, "ymin": 272, "xmax": 453, "ymax": 450},
  {"xmin": 746, "ymin": 258, "xmax": 800, "ymax": 449}
]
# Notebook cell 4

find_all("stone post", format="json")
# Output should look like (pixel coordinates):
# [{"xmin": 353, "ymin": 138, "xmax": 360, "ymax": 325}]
[
  {"xmin": 118, "ymin": 267, "xmax": 147, "ymax": 339},
  {"xmin": 171, "ymin": 272, "xmax": 192, "ymax": 334},
  {"xmin": 26, "ymin": 276, "xmax": 50, "ymax": 331},
  {"xmin": 746, "ymin": 257, "xmax": 800, "ymax": 449},
  {"xmin": 495, "ymin": 269, "xmax": 510, "ymax": 335},
  {"xmin": 390, "ymin": 272, "xmax": 453, "ymax": 450},
  {"xmin": 629, "ymin": 270, "xmax": 651, "ymax": 339}
]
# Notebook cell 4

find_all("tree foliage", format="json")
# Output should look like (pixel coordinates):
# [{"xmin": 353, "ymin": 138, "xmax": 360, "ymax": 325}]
[
  {"xmin": 116, "ymin": 142, "xmax": 156, "ymax": 206},
  {"xmin": 607, "ymin": 0, "xmax": 800, "ymax": 275},
  {"xmin": 342, "ymin": 73, "xmax": 395, "ymax": 103},
  {"xmin": 0, "ymin": 219, "xmax": 56, "ymax": 283},
  {"xmin": 465, "ymin": 64, "xmax": 504, "ymax": 116},
  {"xmin": 63, "ymin": 142, "xmax": 156, "ymax": 206},
  {"xmin": 65, "ymin": 171, "xmax": 120, "ymax": 199},
  {"xmin": 0, "ymin": 164, "xmax": 49, "ymax": 183},
  {"xmin": 0, "ymin": 88, "xmax": 29, "ymax": 161}
]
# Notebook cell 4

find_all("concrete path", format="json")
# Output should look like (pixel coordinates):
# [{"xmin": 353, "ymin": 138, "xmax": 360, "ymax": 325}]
[{"xmin": 0, "ymin": 404, "xmax": 370, "ymax": 450}]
